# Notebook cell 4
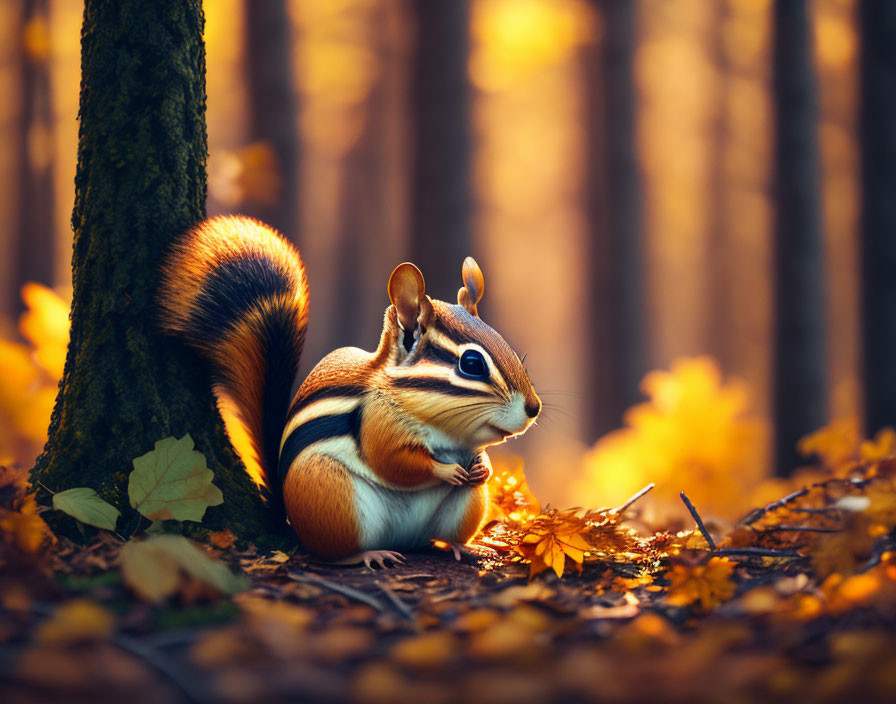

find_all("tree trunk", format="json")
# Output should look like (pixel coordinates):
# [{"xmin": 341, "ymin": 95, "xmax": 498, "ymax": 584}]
[
  {"xmin": 585, "ymin": 0, "xmax": 646, "ymax": 439},
  {"xmin": 705, "ymin": 0, "xmax": 730, "ymax": 365},
  {"xmin": 408, "ymin": 0, "xmax": 472, "ymax": 300},
  {"xmin": 31, "ymin": 0, "xmax": 275, "ymax": 542},
  {"xmin": 244, "ymin": 0, "xmax": 300, "ymax": 241},
  {"xmin": 771, "ymin": 0, "xmax": 828, "ymax": 475},
  {"xmin": 15, "ymin": 0, "xmax": 56, "ymax": 310},
  {"xmin": 859, "ymin": 1, "xmax": 896, "ymax": 436}
]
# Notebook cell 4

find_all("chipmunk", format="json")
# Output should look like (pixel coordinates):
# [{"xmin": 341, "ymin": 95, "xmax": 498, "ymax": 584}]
[{"xmin": 158, "ymin": 215, "xmax": 541, "ymax": 567}]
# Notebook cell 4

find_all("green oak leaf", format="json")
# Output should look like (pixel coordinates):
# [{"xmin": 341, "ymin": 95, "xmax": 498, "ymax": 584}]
[
  {"xmin": 52, "ymin": 487, "xmax": 120, "ymax": 531},
  {"xmin": 120, "ymin": 534, "xmax": 247, "ymax": 604},
  {"xmin": 128, "ymin": 434, "xmax": 223, "ymax": 522}
]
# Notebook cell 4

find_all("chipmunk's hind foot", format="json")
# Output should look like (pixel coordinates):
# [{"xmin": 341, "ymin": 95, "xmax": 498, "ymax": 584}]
[{"xmin": 331, "ymin": 550, "xmax": 406, "ymax": 569}]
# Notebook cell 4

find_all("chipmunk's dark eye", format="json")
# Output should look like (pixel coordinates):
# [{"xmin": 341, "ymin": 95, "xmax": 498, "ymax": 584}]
[{"xmin": 458, "ymin": 349, "xmax": 488, "ymax": 379}]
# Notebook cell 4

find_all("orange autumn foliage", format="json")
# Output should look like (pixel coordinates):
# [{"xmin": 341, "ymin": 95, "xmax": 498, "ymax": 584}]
[
  {"xmin": 0, "ymin": 283, "xmax": 70, "ymax": 466},
  {"xmin": 515, "ymin": 508, "xmax": 593, "ymax": 578},
  {"xmin": 575, "ymin": 357, "xmax": 766, "ymax": 521},
  {"xmin": 487, "ymin": 455, "xmax": 541, "ymax": 524},
  {"xmin": 0, "ymin": 465, "xmax": 53, "ymax": 554},
  {"xmin": 666, "ymin": 557, "xmax": 737, "ymax": 611}
]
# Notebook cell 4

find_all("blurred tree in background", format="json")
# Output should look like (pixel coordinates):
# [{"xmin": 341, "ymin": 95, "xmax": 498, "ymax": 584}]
[
  {"xmin": 859, "ymin": 0, "xmax": 896, "ymax": 438},
  {"xmin": 243, "ymin": 0, "xmax": 300, "ymax": 240},
  {"xmin": 585, "ymin": 0, "xmax": 646, "ymax": 439},
  {"xmin": 14, "ymin": 0, "xmax": 55, "ymax": 316},
  {"xmin": 771, "ymin": 0, "xmax": 828, "ymax": 475},
  {"xmin": 409, "ymin": 0, "xmax": 473, "ymax": 301}
]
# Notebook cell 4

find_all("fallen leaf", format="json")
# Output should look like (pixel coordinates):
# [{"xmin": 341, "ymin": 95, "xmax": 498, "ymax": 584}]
[
  {"xmin": 1, "ymin": 492, "xmax": 53, "ymax": 553},
  {"xmin": 390, "ymin": 631, "xmax": 457, "ymax": 670},
  {"xmin": 666, "ymin": 557, "xmax": 736, "ymax": 611},
  {"xmin": 120, "ymin": 534, "xmax": 247, "ymax": 603},
  {"xmin": 209, "ymin": 528, "xmax": 237, "ymax": 549},
  {"xmin": 468, "ymin": 617, "xmax": 543, "ymax": 661},
  {"xmin": 515, "ymin": 508, "xmax": 594, "ymax": 578},
  {"xmin": 120, "ymin": 538, "xmax": 180, "ymax": 603},
  {"xmin": 128, "ymin": 435, "xmax": 223, "ymax": 522},
  {"xmin": 810, "ymin": 516, "xmax": 874, "ymax": 579},
  {"xmin": 490, "ymin": 582, "xmax": 555, "ymax": 608},
  {"xmin": 35, "ymin": 599, "xmax": 115, "ymax": 645},
  {"xmin": 311, "ymin": 627, "xmax": 376, "ymax": 663},
  {"xmin": 52, "ymin": 487, "xmax": 120, "ymax": 531}
]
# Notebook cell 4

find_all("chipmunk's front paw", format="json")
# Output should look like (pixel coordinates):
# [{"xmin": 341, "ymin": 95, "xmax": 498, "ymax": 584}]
[
  {"xmin": 464, "ymin": 453, "xmax": 492, "ymax": 486},
  {"xmin": 432, "ymin": 460, "xmax": 469, "ymax": 486}
]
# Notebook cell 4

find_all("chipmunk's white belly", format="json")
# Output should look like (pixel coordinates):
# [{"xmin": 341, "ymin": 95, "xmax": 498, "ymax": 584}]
[
  {"xmin": 351, "ymin": 475, "xmax": 476, "ymax": 550},
  {"xmin": 306, "ymin": 431, "xmax": 480, "ymax": 550}
]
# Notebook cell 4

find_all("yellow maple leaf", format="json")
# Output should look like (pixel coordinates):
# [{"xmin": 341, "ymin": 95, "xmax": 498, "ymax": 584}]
[
  {"xmin": 515, "ymin": 508, "xmax": 592, "ymax": 578},
  {"xmin": 666, "ymin": 556, "xmax": 736, "ymax": 611}
]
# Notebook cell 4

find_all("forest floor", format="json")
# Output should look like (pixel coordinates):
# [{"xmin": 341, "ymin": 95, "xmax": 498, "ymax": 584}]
[{"xmin": 3, "ymin": 453, "xmax": 896, "ymax": 704}]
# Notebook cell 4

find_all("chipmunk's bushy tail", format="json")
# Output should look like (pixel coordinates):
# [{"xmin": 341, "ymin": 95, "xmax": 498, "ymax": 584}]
[{"xmin": 158, "ymin": 215, "xmax": 308, "ymax": 501}]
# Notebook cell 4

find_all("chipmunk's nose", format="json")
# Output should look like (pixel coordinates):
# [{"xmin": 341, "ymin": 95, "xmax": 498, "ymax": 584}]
[{"xmin": 525, "ymin": 396, "xmax": 541, "ymax": 418}]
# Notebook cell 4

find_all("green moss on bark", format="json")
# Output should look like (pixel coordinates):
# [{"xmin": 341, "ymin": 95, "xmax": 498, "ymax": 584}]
[{"xmin": 31, "ymin": 0, "xmax": 284, "ymax": 546}]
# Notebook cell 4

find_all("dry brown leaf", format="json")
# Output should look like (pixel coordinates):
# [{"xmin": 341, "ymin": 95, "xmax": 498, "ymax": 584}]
[
  {"xmin": 209, "ymin": 528, "xmax": 238, "ymax": 549},
  {"xmin": 666, "ymin": 557, "xmax": 736, "ymax": 611},
  {"xmin": 810, "ymin": 514, "xmax": 875, "ymax": 579}
]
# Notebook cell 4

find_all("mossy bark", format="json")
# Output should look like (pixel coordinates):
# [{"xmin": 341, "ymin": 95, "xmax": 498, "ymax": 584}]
[{"xmin": 31, "ymin": 0, "xmax": 282, "ymax": 545}]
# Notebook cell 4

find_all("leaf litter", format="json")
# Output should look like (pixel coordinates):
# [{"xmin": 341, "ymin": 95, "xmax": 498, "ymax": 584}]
[{"xmin": 1, "ymin": 432, "xmax": 896, "ymax": 704}]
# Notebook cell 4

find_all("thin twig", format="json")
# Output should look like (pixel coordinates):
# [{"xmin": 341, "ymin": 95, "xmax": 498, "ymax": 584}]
[
  {"xmin": 287, "ymin": 571, "xmax": 384, "ymax": 612},
  {"xmin": 679, "ymin": 492, "xmax": 717, "ymax": 551},
  {"xmin": 114, "ymin": 633, "xmax": 211, "ymax": 704},
  {"xmin": 716, "ymin": 547, "xmax": 804, "ymax": 559},
  {"xmin": 740, "ymin": 488, "xmax": 809, "ymax": 526},
  {"xmin": 392, "ymin": 573, "xmax": 436, "ymax": 581},
  {"xmin": 792, "ymin": 507, "xmax": 841, "ymax": 515},
  {"xmin": 611, "ymin": 483, "xmax": 655, "ymax": 516},
  {"xmin": 376, "ymin": 581, "xmax": 414, "ymax": 620},
  {"xmin": 35, "ymin": 479, "xmax": 56, "ymax": 494}
]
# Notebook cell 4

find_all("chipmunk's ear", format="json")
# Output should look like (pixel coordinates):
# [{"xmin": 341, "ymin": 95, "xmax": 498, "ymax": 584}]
[
  {"xmin": 388, "ymin": 263, "xmax": 434, "ymax": 335},
  {"xmin": 457, "ymin": 257, "xmax": 484, "ymax": 317}
]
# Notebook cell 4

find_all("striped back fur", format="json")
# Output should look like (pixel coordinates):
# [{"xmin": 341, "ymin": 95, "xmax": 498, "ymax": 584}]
[{"xmin": 158, "ymin": 215, "xmax": 309, "ymax": 502}]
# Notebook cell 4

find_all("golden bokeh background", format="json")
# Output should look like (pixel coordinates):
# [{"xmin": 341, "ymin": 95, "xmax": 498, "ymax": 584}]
[{"xmin": 0, "ymin": 0, "xmax": 864, "ymax": 519}]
